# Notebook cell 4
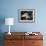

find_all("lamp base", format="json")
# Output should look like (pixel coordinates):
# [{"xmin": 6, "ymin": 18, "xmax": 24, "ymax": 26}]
[{"xmin": 8, "ymin": 32, "xmax": 11, "ymax": 35}]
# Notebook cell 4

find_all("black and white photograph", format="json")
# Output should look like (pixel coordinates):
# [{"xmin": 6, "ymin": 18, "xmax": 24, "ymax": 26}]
[{"xmin": 18, "ymin": 9, "xmax": 35, "ymax": 23}]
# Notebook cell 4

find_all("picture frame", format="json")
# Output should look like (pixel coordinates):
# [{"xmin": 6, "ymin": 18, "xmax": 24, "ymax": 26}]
[{"xmin": 18, "ymin": 9, "xmax": 35, "ymax": 23}]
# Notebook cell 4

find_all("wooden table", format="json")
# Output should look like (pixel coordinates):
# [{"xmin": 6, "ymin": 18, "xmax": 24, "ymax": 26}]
[{"xmin": 4, "ymin": 32, "xmax": 43, "ymax": 46}]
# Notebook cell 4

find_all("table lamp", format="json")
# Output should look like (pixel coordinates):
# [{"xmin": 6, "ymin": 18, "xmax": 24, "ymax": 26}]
[{"xmin": 5, "ymin": 18, "xmax": 14, "ymax": 35}]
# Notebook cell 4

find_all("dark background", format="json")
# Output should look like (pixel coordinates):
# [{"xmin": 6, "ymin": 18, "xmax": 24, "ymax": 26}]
[{"xmin": 21, "ymin": 11, "xmax": 33, "ymax": 20}]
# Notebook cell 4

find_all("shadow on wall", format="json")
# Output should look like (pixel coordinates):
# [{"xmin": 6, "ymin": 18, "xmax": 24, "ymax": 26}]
[{"xmin": 0, "ymin": 16, "xmax": 5, "ymax": 46}]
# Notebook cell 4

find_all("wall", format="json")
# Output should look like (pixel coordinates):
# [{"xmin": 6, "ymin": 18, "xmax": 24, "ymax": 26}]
[{"xmin": 0, "ymin": 0, "xmax": 46, "ymax": 32}]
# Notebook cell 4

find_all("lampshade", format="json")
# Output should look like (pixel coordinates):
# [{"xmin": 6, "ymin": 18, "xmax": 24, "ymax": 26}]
[{"xmin": 5, "ymin": 18, "xmax": 14, "ymax": 25}]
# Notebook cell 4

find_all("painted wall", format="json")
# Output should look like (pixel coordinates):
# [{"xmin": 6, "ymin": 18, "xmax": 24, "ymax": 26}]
[{"xmin": 0, "ymin": 0, "xmax": 46, "ymax": 32}]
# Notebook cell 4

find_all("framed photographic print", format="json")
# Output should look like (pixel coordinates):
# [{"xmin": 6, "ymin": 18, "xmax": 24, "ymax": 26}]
[{"xmin": 18, "ymin": 9, "xmax": 35, "ymax": 23}]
